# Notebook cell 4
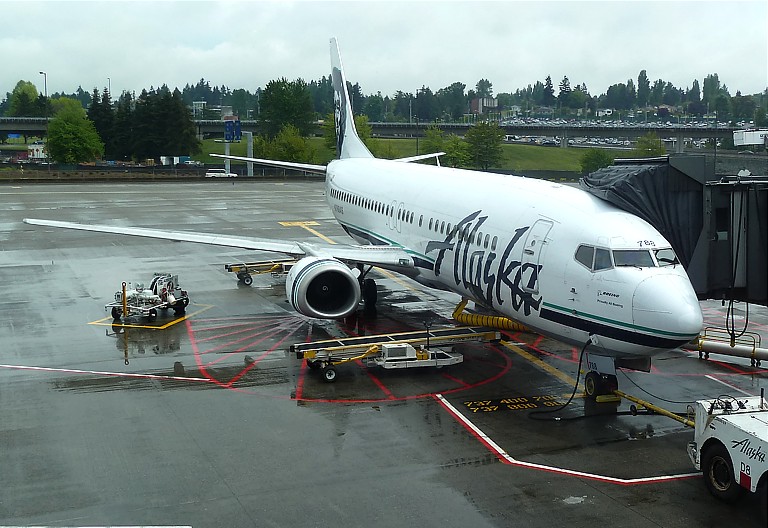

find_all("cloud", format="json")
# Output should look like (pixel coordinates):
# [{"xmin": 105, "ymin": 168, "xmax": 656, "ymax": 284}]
[{"xmin": 1, "ymin": 1, "xmax": 766, "ymax": 101}]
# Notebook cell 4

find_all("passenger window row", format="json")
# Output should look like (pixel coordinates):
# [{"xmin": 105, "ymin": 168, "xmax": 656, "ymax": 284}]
[{"xmin": 331, "ymin": 186, "xmax": 497, "ymax": 251}]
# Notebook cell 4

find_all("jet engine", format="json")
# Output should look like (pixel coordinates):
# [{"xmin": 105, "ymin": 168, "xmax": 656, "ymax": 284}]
[{"xmin": 286, "ymin": 257, "xmax": 361, "ymax": 319}]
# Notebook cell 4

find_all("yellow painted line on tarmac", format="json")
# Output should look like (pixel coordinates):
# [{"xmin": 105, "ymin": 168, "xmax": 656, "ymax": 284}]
[
  {"xmin": 279, "ymin": 221, "xmax": 337, "ymax": 245},
  {"xmin": 501, "ymin": 340, "xmax": 580, "ymax": 389},
  {"xmin": 373, "ymin": 267, "xmax": 421, "ymax": 292},
  {"xmin": 88, "ymin": 304, "xmax": 214, "ymax": 329}
]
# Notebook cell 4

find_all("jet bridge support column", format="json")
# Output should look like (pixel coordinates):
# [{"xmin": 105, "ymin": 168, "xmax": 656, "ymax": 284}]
[
  {"xmin": 675, "ymin": 132, "xmax": 685, "ymax": 153},
  {"xmin": 243, "ymin": 131, "xmax": 254, "ymax": 177}
]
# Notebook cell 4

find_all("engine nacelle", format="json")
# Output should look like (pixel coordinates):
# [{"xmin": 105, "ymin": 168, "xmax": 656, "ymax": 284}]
[{"xmin": 286, "ymin": 257, "xmax": 361, "ymax": 319}]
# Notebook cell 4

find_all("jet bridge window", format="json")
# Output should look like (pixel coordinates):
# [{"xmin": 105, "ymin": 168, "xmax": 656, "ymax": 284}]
[{"xmin": 613, "ymin": 249, "xmax": 654, "ymax": 267}]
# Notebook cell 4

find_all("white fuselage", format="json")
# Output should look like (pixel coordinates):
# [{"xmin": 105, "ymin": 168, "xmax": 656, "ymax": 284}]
[{"xmin": 325, "ymin": 157, "xmax": 703, "ymax": 358}]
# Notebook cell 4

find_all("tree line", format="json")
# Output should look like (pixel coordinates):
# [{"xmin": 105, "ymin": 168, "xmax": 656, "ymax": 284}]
[
  {"xmin": 0, "ymin": 68, "xmax": 765, "ymax": 166},
  {"xmin": 3, "ymin": 67, "xmax": 766, "ymax": 125}
]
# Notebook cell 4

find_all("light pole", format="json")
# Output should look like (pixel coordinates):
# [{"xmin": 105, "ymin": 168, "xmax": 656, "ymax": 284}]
[
  {"xmin": 107, "ymin": 77, "xmax": 111, "ymax": 96},
  {"xmin": 39, "ymin": 71, "xmax": 49, "ymax": 167}
]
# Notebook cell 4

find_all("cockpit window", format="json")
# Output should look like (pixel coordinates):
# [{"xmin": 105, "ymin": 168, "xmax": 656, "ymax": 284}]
[
  {"xmin": 594, "ymin": 248, "xmax": 613, "ymax": 270},
  {"xmin": 654, "ymin": 248, "xmax": 680, "ymax": 267},
  {"xmin": 574, "ymin": 244, "xmax": 614, "ymax": 272},
  {"xmin": 613, "ymin": 249, "xmax": 654, "ymax": 267},
  {"xmin": 575, "ymin": 245, "xmax": 594, "ymax": 269}
]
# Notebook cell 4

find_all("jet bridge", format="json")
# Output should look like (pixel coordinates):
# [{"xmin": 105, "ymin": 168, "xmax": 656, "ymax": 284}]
[{"xmin": 581, "ymin": 155, "xmax": 768, "ymax": 306}]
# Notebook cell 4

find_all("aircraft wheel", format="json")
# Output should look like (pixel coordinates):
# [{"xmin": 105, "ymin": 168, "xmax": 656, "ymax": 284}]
[
  {"xmin": 702, "ymin": 443, "xmax": 745, "ymax": 503},
  {"xmin": 241, "ymin": 274, "xmax": 253, "ymax": 286},
  {"xmin": 322, "ymin": 366, "xmax": 337, "ymax": 383},
  {"xmin": 584, "ymin": 371, "xmax": 603, "ymax": 399},
  {"xmin": 111, "ymin": 306, "xmax": 122, "ymax": 320},
  {"xmin": 362, "ymin": 278, "xmax": 377, "ymax": 306}
]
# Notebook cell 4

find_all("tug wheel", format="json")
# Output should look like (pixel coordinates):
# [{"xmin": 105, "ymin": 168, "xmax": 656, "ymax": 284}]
[
  {"xmin": 584, "ymin": 371, "xmax": 602, "ymax": 399},
  {"xmin": 702, "ymin": 443, "xmax": 745, "ymax": 503}
]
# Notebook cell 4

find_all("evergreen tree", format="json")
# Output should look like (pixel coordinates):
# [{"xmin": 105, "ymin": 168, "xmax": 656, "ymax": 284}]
[
  {"xmin": 465, "ymin": 122, "xmax": 503, "ymax": 170},
  {"xmin": 558, "ymin": 76, "xmax": 572, "ymax": 108},
  {"xmin": 637, "ymin": 70, "xmax": 650, "ymax": 108},
  {"xmin": 260, "ymin": 78, "xmax": 314, "ymax": 138},
  {"xmin": 475, "ymin": 79, "xmax": 493, "ymax": 98},
  {"xmin": 111, "ymin": 92, "xmax": 134, "ymax": 160},
  {"xmin": 543, "ymin": 76, "xmax": 556, "ymax": 107},
  {"xmin": 87, "ymin": 88, "xmax": 114, "ymax": 158}
]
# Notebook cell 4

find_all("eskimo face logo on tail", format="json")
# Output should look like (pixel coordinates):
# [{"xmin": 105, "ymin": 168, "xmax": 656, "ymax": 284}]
[
  {"xmin": 331, "ymin": 67, "xmax": 346, "ymax": 156},
  {"xmin": 425, "ymin": 210, "xmax": 542, "ymax": 317}
]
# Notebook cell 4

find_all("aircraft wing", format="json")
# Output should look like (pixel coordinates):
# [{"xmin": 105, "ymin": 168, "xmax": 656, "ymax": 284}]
[
  {"xmin": 22, "ymin": 218, "xmax": 414, "ymax": 269},
  {"xmin": 209, "ymin": 154, "xmax": 327, "ymax": 174}
]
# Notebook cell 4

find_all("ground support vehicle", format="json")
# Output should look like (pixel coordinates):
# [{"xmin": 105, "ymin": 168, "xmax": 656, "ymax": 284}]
[
  {"xmin": 363, "ymin": 343, "xmax": 463, "ymax": 369},
  {"xmin": 107, "ymin": 273, "xmax": 189, "ymax": 320},
  {"xmin": 687, "ymin": 395, "xmax": 768, "ymax": 516},
  {"xmin": 224, "ymin": 259, "xmax": 296, "ymax": 286},
  {"xmin": 292, "ymin": 326, "xmax": 499, "ymax": 382}
]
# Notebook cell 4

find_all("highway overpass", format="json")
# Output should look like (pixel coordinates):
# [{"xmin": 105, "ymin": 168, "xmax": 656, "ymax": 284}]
[{"xmin": 1, "ymin": 117, "xmax": 738, "ymax": 153}]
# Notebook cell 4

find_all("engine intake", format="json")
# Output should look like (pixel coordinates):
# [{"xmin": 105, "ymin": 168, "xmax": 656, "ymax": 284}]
[{"xmin": 286, "ymin": 257, "xmax": 361, "ymax": 319}]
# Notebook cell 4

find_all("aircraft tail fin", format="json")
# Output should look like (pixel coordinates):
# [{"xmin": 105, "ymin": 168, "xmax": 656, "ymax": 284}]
[{"xmin": 330, "ymin": 38, "xmax": 374, "ymax": 160}]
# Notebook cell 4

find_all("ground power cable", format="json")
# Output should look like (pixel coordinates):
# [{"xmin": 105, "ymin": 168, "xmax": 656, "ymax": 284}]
[{"xmin": 527, "ymin": 338, "xmax": 590, "ymax": 421}]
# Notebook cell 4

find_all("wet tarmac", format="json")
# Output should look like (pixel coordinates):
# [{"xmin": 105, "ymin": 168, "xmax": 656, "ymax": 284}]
[{"xmin": 1, "ymin": 180, "xmax": 767, "ymax": 527}]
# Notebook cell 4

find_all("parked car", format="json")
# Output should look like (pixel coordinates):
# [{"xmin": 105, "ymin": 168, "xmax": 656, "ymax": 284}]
[{"xmin": 205, "ymin": 168, "xmax": 237, "ymax": 178}]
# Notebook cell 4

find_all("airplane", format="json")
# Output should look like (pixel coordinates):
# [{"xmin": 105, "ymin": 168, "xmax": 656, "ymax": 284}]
[{"xmin": 24, "ymin": 37, "xmax": 704, "ymax": 397}]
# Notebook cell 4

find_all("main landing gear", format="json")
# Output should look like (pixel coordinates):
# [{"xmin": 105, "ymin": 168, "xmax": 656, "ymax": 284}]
[{"xmin": 358, "ymin": 264, "xmax": 377, "ymax": 313}]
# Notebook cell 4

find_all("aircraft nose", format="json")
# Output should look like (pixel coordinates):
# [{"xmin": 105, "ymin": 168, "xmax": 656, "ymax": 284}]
[{"xmin": 632, "ymin": 273, "xmax": 703, "ymax": 340}]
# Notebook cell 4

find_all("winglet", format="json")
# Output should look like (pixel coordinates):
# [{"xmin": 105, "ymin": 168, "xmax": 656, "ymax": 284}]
[{"xmin": 330, "ymin": 37, "xmax": 374, "ymax": 160}]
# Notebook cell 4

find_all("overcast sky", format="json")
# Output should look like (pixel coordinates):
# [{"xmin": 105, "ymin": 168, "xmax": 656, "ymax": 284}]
[{"xmin": 2, "ymin": 0, "xmax": 766, "ymax": 103}]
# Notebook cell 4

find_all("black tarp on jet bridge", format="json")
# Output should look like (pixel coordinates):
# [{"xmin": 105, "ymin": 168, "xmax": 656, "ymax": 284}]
[
  {"xmin": 579, "ymin": 156, "xmax": 705, "ymax": 269},
  {"xmin": 580, "ymin": 155, "xmax": 768, "ymax": 305}
]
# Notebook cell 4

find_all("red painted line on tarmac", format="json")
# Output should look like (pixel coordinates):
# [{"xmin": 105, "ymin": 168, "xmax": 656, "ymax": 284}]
[
  {"xmin": 357, "ymin": 360, "xmax": 397, "ymax": 400},
  {"xmin": 226, "ymin": 327, "xmax": 304, "ymax": 387},
  {"xmin": 709, "ymin": 359, "xmax": 752, "ymax": 375},
  {"xmin": 187, "ymin": 319, "xmax": 225, "ymax": 387},
  {"xmin": 293, "ymin": 326, "xmax": 315, "ymax": 401},
  {"xmin": 440, "ymin": 372, "xmax": 470, "ymax": 388},
  {"xmin": 434, "ymin": 393, "xmax": 700, "ymax": 486},
  {"xmin": 295, "ymin": 360, "xmax": 308, "ymax": 401}
]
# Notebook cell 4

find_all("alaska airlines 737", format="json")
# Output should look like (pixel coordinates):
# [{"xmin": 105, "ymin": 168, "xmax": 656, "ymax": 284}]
[{"xmin": 24, "ymin": 38, "xmax": 703, "ymax": 396}]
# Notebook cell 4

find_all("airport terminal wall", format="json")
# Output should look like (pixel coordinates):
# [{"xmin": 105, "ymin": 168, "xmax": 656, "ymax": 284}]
[{"xmin": 581, "ymin": 154, "xmax": 768, "ymax": 305}]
